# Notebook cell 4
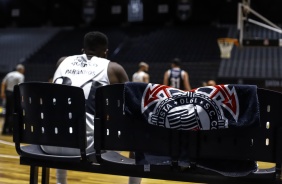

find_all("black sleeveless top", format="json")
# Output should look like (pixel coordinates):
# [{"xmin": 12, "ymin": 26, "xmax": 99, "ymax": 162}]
[{"xmin": 168, "ymin": 68, "xmax": 184, "ymax": 90}]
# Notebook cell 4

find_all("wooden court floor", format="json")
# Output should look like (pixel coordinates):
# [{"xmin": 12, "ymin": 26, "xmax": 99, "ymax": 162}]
[
  {"xmin": 0, "ymin": 117, "xmax": 197, "ymax": 184},
  {"xmin": 0, "ymin": 117, "xmax": 275, "ymax": 184}
]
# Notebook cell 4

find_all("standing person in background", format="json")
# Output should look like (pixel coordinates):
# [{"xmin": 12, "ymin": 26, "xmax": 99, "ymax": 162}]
[
  {"xmin": 207, "ymin": 79, "xmax": 216, "ymax": 86},
  {"xmin": 129, "ymin": 61, "xmax": 149, "ymax": 184},
  {"xmin": 1, "ymin": 64, "xmax": 25, "ymax": 135},
  {"xmin": 132, "ymin": 61, "xmax": 149, "ymax": 83},
  {"xmin": 41, "ymin": 31, "xmax": 129, "ymax": 184},
  {"xmin": 202, "ymin": 81, "xmax": 207, "ymax": 87},
  {"xmin": 163, "ymin": 58, "xmax": 191, "ymax": 91}
]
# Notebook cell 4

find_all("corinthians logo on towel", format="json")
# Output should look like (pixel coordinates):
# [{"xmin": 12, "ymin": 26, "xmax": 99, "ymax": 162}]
[{"xmin": 141, "ymin": 84, "xmax": 239, "ymax": 130}]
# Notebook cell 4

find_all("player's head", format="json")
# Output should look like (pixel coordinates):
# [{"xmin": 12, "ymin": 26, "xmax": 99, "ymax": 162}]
[
  {"xmin": 207, "ymin": 80, "xmax": 216, "ymax": 86},
  {"xmin": 83, "ymin": 31, "xmax": 109, "ymax": 58},
  {"xmin": 16, "ymin": 64, "xmax": 25, "ymax": 74},
  {"xmin": 171, "ymin": 58, "xmax": 181, "ymax": 68},
  {"xmin": 139, "ymin": 61, "xmax": 149, "ymax": 72}
]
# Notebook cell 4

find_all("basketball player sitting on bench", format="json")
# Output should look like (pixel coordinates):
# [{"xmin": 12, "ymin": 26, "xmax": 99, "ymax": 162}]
[{"xmin": 40, "ymin": 31, "xmax": 129, "ymax": 184}]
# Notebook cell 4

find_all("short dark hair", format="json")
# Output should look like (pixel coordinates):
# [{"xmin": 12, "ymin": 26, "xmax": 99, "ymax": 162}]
[
  {"xmin": 171, "ymin": 58, "xmax": 181, "ymax": 66},
  {"xmin": 83, "ymin": 31, "xmax": 108, "ymax": 52}
]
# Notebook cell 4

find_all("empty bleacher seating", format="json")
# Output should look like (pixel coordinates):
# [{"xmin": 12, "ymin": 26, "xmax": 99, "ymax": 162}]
[{"xmin": 23, "ymin": 25, "xmax": 227, "ymax": 87}]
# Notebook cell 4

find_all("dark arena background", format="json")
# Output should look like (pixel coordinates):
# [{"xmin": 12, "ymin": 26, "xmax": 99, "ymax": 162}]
[
  {"xmin": 1, "ymin": 0, "xmax": 282, "ymax": 90},
  {"xmin": 1, "ymin": 1, "xmax": 282, "ymax": 183}
]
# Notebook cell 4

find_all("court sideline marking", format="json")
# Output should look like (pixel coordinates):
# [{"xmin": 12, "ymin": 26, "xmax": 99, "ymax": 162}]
[
  {"xmin": 0, "ymin": 139, "xmax": 19, "ymax": 159},
  {"xmin": 0, "ymin": 154, "xmax": 18, "ymax": 159},
  {"xmin": 0, "ymin": 139, "xmax": 14, "ymax": 146}
]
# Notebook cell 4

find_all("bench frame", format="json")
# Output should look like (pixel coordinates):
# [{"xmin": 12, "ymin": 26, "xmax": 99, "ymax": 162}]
[{"xmin": 13, "ymin": 82, "xmax": 282, "ymax": 184}]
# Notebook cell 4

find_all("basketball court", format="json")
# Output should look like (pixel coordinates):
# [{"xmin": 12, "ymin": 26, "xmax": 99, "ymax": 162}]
[
  {"xmin": 0, "ymin": 0, "xmax": 282, "ymax": 183},
  {"xmin": 0, "ymin": 117, "xmax": 197, "ymax": 184}
]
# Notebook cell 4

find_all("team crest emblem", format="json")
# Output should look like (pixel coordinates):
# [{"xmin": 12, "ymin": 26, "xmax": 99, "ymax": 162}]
[{"xmin": 141, "ymin": 84, "xmax": 240, "ymax": 130}]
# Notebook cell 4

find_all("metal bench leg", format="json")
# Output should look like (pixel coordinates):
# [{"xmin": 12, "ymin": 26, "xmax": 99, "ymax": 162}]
[
  {"xmin": 41, "ymin": 167, "xmax": 50, "ymax": 184},
  {"xmin": 30, "ymin": 165, "xmax": 39, "ymax": 184}
]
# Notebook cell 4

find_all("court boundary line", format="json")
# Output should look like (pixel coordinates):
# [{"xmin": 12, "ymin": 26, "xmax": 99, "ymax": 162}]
[
  {"xmin": 0, "ymin": 139, "xmax": 14, "ymax": 146},
  {"xmin": 0, "ymin": 139, "xmax": 19, "ymax": 159},
  {"xmin": 0, "ymin": 154, "xmax": 19, "ymax": 159}
]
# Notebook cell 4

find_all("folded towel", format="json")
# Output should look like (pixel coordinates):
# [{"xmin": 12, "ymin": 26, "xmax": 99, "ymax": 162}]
[{"xmin": 124, "ymin": 82, "xmax": 260, "ymax": 130}]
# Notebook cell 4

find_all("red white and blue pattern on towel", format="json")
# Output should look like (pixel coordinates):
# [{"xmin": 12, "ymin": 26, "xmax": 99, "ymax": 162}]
[{"xmin": 124, "ymin": 82, "xmax": 259, "ymax": 130}]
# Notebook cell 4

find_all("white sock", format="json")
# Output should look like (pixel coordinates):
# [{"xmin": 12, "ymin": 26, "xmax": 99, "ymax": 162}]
[
  {"xmin": 128, "ymin": 177, "xmax": 142, "ymax": 184},
  {"xmin": 56, "ymin": 169, "xmax": 67, "ymax": 184}
]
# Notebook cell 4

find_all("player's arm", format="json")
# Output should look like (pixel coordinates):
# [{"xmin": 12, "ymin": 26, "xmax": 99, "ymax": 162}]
[
  {"xmin": 52, "ymin": 57, "xmax": 67, "ymax": 83},
  {"xmin": 108, "ymin": 62, "xmax": 129, "ymax": 84},
  {"xmin": 143, "ymin": 74, "xmax": 150, "ymax": 83},
  {"xmin": 163, "ymin": 71, "xmax": 169, "ymax": 86},
  {"xmin": 183, "ymin": 71, "xmax": 191, "ymax": 91},
  {"xmin": 56, "ymin": 57, "xmax": 67, "ymax": 68},
  {"xmin": 1, "ymin": 80, "xmax": 6, "ymax": 99}
]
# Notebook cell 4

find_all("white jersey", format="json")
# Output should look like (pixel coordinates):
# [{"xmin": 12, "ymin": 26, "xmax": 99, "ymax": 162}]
[
  {"xmin": 2, "ymin": 71, "xmax": 24, "ymax": 91},
  {"xmin": 132, "ymin": 71, "xmax": 146, "ymax": 82},
  {"xmin": 41, "ymin": 54, "xmax": 110, "ymax": 155}
]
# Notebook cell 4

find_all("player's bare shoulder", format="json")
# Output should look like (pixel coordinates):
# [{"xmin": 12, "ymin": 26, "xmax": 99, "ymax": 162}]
[
  {"xmin": 108, "ymin": 61, "xmax": 129, "ymax": 83},
  {"xmin": 56, "ymin": 56, "xmax": 68, "ymax": 68}
]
